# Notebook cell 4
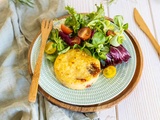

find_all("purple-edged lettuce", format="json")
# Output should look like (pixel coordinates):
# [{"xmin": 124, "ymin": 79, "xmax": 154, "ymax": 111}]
[{"xmin": 105, "ymin": 45, "xmax": 131, "ymax": 66}]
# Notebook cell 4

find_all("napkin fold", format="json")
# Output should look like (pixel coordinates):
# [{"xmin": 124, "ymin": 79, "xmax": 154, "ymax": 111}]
[{"xmin": 0, "ymin": 0, "xmax": 99, "ymax": 119}]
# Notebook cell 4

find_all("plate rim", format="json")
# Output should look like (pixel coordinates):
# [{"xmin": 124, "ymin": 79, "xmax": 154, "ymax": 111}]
[{"xmin": 28, "ymin": 15, "xmax": 143, "ymax": 112}]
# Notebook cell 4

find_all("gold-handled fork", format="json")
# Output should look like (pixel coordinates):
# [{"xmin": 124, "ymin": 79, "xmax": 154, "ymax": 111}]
[{"xmin": 28, "ymin": 19, "xmax": 53, "ymax": 102}]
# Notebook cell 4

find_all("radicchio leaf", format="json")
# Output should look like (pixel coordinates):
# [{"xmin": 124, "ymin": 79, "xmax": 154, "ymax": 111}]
[
  {"xmin": 59, "ymin": 31, "xmax": 72, "ymax": 46},
  {"xmin": 105, "ymin": 45, "xmax": 131, "ymax": 66},
  {"xmin": 105, "ymin": 53, "xmax": 113, "ymax": 65}
]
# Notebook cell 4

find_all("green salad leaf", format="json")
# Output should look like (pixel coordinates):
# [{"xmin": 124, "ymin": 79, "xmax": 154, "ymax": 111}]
[
  {"xmin": 65, "ymin": 6, "xmax": 85, "ymax": 33},
  {"xmin": 50, "ymin": 29, "xmax": 67, "ymax": 52},
  {"xmin": 86, "ymin": 4, "xmax": 111, "ymax": 33},
  {"xmin": 83, "ymin": 32, "xmax": 109, "ymax": 60},
  {"xmin": 86, "ymin": 4, "xmax": 105, "ymax": 22},
  {"xmin": 46, "ymin": 29, "xmax": 70, "ymax": 62},
  {"xmin": 92, "ymin": 32, "xmax": 106, "ymax": 45},
  {"xmin": 113, "ymin": 15, "xmax": 128, "ymax": 31},
  {"xmin": 46, "ymin": 4, "xmax": 129, "ymax": 64}
]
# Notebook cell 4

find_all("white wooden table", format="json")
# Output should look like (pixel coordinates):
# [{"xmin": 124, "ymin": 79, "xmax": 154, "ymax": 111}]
[{"xmin": 66, "ymin": 0, "xmax": 160, "ymax": 120}]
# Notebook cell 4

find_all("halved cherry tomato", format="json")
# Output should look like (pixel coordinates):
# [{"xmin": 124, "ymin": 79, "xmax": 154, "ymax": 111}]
[
  {"xmin": 103, "ymin": 65, "xmax": 116, "ymax": 78},
  {"xmin": 45, "ymin": 41, "xmax": 56, "ymax": 54},
  {"xmin": 61, "ymin": 24, "xmax": 73, "ymax": 34},
  {"xmin": 71, "ymin": 36, "xmax": 81, "ymax": 45},
  {"xmin": 78, "ymin": 27, "xmax": 92, "ymax": 40},
  {"xmin": 106, "ymin": 30, "xmax": 115, "ymax": 36}
]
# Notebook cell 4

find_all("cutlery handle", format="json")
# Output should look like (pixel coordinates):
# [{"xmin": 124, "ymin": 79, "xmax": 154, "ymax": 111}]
[
  {"xmin": 28, "ymin": 19, "xmax": 53, "ymax": 103},
  {"xmin": 28, "ymin": 37, "xmax": 47, "ymax": 103},
  {"xmin": 144, "ymin": 29, "xmax": 160, "ymax": 55}
]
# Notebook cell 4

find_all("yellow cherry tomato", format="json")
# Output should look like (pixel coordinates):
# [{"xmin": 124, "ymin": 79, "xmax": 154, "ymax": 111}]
[
  {"xmin": 45, "ymin": 41, "xmax": 56, "ymax": 54},
  {"xmin": 103, "ymin": 65, "xmax": 116, "ymax": 78}
]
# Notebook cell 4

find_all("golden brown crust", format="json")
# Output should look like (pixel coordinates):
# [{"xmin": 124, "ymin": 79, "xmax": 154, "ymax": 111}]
[{"xmin": 54, "ymin": 49, "xmax": 101, "ymax": 90}]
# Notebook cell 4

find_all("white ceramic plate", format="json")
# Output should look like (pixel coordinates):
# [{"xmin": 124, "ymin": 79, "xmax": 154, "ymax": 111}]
[{"xmin": 30, "ymin": 19, "xmax": 137, "ymax": 106}]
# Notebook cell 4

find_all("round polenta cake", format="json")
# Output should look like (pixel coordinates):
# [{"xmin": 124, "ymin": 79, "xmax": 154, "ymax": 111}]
[{"xmin": 54, "ymin": 49, "xmax": 101, "ymax": 90}]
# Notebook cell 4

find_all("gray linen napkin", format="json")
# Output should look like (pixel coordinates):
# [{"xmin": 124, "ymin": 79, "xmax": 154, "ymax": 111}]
[{"xmin": 0, "ymin": 0, "xmax": 99, "ymax": 119}]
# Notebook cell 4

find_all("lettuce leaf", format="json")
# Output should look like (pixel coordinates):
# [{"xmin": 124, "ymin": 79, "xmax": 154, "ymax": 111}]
[{"xmin": 105, "ymin": 45, "xmax": 131, "ymax": 66}]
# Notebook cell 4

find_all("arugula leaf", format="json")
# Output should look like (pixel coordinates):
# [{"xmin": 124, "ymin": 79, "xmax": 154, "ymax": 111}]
[
  {"xmin": 86, "ymin": 4, "xmax": 105, "ymax": 22},
  {"xmin": 65, "ymin": 4, "xmax": 107, "ymax": 33},
  {"xmin": 65, "ymin": 6, "xmax": 77, "ymax": 14},
  {"xmin": 65, "ymin": 6, "xmax": 85, "ymax": 33},
  {"xmin": 86, "ymin": 4, "xmax": 112, "ymax": 33}
]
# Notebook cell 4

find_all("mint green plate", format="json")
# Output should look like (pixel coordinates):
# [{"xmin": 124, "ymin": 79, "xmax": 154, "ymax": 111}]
[{"xmin": 30, "ymin": 19, "xmax": 136, "ymax": 106}]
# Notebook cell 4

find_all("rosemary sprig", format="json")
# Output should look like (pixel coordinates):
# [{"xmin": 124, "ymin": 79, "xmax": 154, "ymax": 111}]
[{"xmin": 12, "ymin": 0, "xmax": 34, "ymax": 7}]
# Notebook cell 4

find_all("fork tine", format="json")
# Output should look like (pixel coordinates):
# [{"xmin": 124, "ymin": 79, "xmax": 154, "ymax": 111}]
[
  {"xmin": 41, "ymin": 19, "xmax": 53, "ymax": 29},
  {"xmin": 45, "ymin": 20, "xmax": 49, "ymax": 28},
  {"xmin": 41, "ymin": 19, "xmax": 46, "ymax": 28},
  {"xmin": 48, "ymin": 20, "xmax": 53, "ymax": 30}
]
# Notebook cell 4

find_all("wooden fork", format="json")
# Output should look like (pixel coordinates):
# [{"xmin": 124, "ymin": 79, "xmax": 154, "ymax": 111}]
[{"xmin": 28, "ymin": 19, "xmax": 53, "ymax": 102}]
